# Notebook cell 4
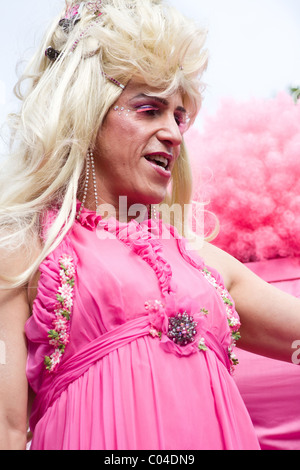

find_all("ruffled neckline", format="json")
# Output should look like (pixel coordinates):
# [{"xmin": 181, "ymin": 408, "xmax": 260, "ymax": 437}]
[
  {"xmin": 76, "ymin": 201, "xmax": 176, "ymax": 297},
  {"xmin": 76, "ymin": 200, "xmax": 161, "ymax": 233}
]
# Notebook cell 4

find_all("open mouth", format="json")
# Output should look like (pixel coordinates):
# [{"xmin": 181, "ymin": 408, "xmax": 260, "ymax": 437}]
[{"xmin": 144, "ymin": 154, "xmax": 170, "ymax": 172}]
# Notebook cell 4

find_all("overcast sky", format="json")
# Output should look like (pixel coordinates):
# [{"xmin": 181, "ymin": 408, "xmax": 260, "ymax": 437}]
[
  {"xmin": 1, "ymin": 0, "xmax": 300, "ymax": 139},
  {"xmin": 169, "ymin": 0, "xmax": 300, "ymax": 121}
]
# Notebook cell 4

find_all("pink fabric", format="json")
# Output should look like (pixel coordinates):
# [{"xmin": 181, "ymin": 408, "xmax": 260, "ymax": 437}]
[
  {"xmin": 234, "ymin": 257, "xmax": 300, "ymax": 450},
  {"xmin": 26, "ymin": 206, "xmax": 260, "ymax": 450}
]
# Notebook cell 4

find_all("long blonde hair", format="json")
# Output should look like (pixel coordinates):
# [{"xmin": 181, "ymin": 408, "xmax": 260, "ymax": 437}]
[{"xmin": 0, "ymin": 0, "xmax": 208, "ymax": 287}]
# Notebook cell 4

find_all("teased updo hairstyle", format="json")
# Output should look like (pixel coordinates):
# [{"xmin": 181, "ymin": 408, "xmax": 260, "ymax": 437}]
[{"xmin": 1, "ymin": 0, "xmax": 208, "ymax": 286}]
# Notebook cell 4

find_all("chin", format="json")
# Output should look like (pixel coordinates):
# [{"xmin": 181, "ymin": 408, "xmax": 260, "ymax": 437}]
[
  {"xmin": 146, "ymin": 192, "xmax": 167, "ymax": 206},
  {"xmin": 130, "ymin": 188, "xmax": 166, "ymax": 206}
]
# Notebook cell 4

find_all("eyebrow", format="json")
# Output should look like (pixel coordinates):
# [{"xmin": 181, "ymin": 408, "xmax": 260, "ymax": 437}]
[{"xmin": 131, "ymin": 93, "xmax": 187, "ymax": 114}]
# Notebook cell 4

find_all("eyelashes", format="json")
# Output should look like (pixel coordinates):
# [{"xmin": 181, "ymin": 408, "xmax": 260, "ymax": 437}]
[
  {"xmin": 135, "ymin": 104, "xmax": 190, "ymax": 131},
  {"xmin": 113, "ymin": 103, "xmax": 191, "ymax": 133},
  {"xmin": 135, "ymin": 105, "xmax": 160, "ymax": 114}
]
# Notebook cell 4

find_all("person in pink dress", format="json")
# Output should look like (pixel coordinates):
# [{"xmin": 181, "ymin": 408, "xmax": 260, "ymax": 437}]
[{"xmin": 0, "ymin": 0, "xmax": 300, "ymax": 451}]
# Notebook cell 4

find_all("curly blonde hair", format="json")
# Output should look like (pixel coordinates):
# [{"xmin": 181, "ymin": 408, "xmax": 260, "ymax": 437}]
[{"xmin": 0, "ymin": 0, "xmax": 208, "ymax": 287}]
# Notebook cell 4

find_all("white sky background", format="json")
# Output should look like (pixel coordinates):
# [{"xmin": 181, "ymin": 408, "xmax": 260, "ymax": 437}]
[
  {"xmin": 0, "ymin": 0, "xmax": 300, "ymax": 154},
  {"xmin": 169, "ymin": 0, "xmax": 300, "ymax": 127}
]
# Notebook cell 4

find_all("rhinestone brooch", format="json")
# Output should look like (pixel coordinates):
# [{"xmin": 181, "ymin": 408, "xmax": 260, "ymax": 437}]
[{"xmin": 167, "ymin": 312, "xmax": 198, "ymax": 346}]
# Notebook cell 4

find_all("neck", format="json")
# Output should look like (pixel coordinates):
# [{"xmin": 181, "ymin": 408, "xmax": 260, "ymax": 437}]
[
  {"xmin": 78, "ymin": 192, "xmax": 155, "ymax": 223},
  {"xmin": 97, "ymin": 196, "xmax": 151, "ymax": 222}
]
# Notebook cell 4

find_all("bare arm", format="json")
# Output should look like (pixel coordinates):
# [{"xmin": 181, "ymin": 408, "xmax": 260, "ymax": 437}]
[
  {"xmin": 0, "ymin": 244, "xmax": 34, "ymax": 450},
  {"xmin": 200, "ymin": 242, "xmax": 300, "ymax": 363},
  {"xmin": 0, "ymin": 284, "xmax": 30, "ymax": 450}
]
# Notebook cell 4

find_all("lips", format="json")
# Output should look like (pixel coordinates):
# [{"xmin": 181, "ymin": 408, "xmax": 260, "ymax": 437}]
[{"xmin": 144, "ymin": 152, "xmax": 173, "ymax": 172}]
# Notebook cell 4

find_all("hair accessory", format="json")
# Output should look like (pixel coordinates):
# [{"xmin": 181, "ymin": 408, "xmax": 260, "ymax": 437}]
[
  {"xmin": 59, "ymin": 3, "xmax": 84, "ymax": 32},
  {"xmin": 59, "ymin": 18, "xmax": 80, "ymax": 32},
  {"xmin": 69, "ymin": 17, "xmax": 102, "ymax": 53},
  {"xmin": 45, "ymin": 46, "xmax": 61, "ymax": 61},
  {"xmin": 65, "ymin": 3, "xmax": 84, "ymax": 20},
  {"xmin": 64, "ymin": 2, "xmax": 84, "ymax": 22},
  {"xmin": 103, "ymin": 72, "xmax": 125, "ymax": 90},
  {"xmin": 86, "ymin": 1, "xmax": 103, "ymax": 16},
  {"xmin": 46, "ymin": 5, "xmax": 125, "ymax": 91},
  {"xmin": 59, "ymin": 1, "xmax": 102, "ymax": 32},
  {"xmin": 44, "ymin": 46, "xmax": 125, "ymax": 91}
]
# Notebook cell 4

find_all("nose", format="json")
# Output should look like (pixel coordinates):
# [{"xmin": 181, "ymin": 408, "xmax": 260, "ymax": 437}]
[{"xmin": 156, "ymin": 114, "xmax": 183, "ymax": 149}]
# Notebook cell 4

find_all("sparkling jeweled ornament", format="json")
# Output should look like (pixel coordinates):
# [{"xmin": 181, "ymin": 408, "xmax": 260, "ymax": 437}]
[{"xmin": 167, "ymin": 312, "xmax": 197, "ymax": 345}]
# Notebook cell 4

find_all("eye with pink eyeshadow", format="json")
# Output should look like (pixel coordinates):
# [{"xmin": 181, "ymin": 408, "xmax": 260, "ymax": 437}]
[
  {"xmin": 113, "ymin": 98, "xmax": 191, "ymax": 134},
  {"xmin": 135, "ymin": 103, "xmax": 190, "ymax": 134},
  {"xmin": 136, "ymin": 104, "xmax": 159, "ymax": 112},
  {"xmin": 174, "ymin": 110, "xmax": 191, "ymax": 134}
]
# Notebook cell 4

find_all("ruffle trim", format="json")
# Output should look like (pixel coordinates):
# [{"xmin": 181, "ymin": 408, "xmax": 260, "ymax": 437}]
[{"xmin": 76, "ymin": 203, "xmax": 176, "ymax": 297}]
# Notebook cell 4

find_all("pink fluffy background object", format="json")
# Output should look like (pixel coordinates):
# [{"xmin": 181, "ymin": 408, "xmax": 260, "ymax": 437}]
[{"xmin": 185, "ymin": 92, "xmax": 300, "ymax": 262}]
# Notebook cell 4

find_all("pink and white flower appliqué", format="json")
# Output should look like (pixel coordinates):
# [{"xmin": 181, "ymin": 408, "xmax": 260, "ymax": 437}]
[
  {"xmin": 145, "ymin": 299, "xmax": 209, "ymax": 357},
  {"xmin": 44, "ymin": 255, "xmax": 76, "ymax": 373},
  {"xmin": 201, "ymin": 267, "xmax": 241, "ymax": 371}
]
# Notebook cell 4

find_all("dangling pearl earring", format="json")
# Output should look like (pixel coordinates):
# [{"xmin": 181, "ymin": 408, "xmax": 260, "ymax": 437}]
[
  {"xmin": 89, "ymin": 149, "xmax": 99, "ymax": 210},
  {"xmin": 77, "ymin": 149, "xmax": 99, "ymax": 220},
  {"xmin": 151, "ymin": 204, "xmax": 158, "ymax": 220}
]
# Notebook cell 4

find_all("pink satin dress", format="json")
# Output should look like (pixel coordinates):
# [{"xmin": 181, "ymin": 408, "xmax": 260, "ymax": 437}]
[{"xmin": 26, "ymin": 205, "xmax": 260, "ymax": 450}]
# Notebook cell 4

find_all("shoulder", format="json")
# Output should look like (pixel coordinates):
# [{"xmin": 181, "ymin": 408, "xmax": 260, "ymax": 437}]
[
  {"xmin": 0, "ymin": 245, "xmax": 32, "ymax": 338},
  {"xmin": 0, "ymin": 234, "xmax": 43, "ymax": 308},
  {"xmin": 197, "ymin": 240, "xmax": 248, "ymax": 292}
]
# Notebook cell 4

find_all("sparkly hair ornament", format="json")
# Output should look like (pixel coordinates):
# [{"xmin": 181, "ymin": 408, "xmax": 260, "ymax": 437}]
[
  {"xmin": 44, "ymin": 1, "xmax": 126, "ymax": 90},
  {"xmin": 65, "ymin": 2, "xmax": 84, "ymax": 19},
  {"xmin": 58, "ymin": 1, "xmax": 102, "ymax": 32},
  {"xmin": 45, "ymin": 46, "xmax": 61, "ymax": 61},
  {"xmin": 59, "ymin": 2, "xmax": 84, "ymax": 32},
  {"xmin": 45, "ymin": 1, "xmax": 103, "ymax": 61},
  {"xmin": 86, "ymin": 1, "xmax": 103, "ymax": 16}
]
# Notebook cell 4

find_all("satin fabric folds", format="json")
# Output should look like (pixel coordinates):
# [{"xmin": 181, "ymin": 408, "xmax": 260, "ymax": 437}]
[{"xmin": 26, "ymin": 206, "xmax": 260, "ymax": 450}]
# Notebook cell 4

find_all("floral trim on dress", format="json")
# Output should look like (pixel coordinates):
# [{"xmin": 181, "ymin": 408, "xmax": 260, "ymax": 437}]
[
  {"xmin": 201, "ymin": 267, "xmax": 241, "ymax": 372},
  {"xmin": 44, "ymin": 255, "xmax": 76, "ymax": 373}
]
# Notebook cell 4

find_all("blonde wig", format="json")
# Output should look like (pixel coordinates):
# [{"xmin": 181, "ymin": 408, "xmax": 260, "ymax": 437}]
[{"xmin": 0, "ymin": 0, "xmax": 208, "ymax": 287}]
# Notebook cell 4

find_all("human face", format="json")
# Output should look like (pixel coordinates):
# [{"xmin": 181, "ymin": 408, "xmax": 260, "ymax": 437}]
[{"xmin": 94, "ymin": 79, "xmax": 190, "ymax": 215}]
